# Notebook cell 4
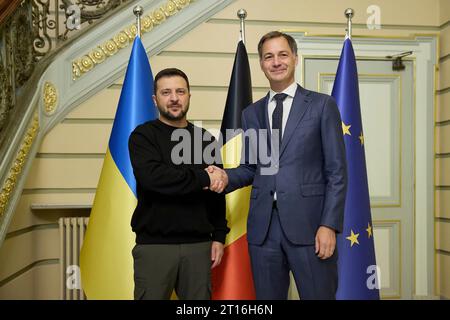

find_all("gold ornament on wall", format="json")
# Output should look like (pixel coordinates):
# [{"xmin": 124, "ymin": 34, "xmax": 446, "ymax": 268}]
[
  {"xmin": 0, "ymin": 111, "xmax": 39, "ymax": 217},
  {"xmin": 43, "ymin": 82, "xmax": 58, "ymax": 115},
  {"xmin": 72, "ymin": 0, "xmax": 192, "ymax": 80}
]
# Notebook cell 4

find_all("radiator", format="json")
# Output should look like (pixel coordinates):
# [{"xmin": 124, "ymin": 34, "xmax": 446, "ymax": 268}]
[{"xmin": 59, "ymin": 217, "xmax": 89, "ymax": 300}]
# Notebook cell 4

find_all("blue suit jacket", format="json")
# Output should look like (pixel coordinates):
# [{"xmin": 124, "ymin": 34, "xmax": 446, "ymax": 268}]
[{"xmin": 226, "ymin": 85, "xmax": 347, "ymax": 246}]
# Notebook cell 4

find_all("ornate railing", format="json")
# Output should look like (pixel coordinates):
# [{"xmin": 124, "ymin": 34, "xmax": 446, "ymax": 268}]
[{"xmin": 0, "ymin": 0, "xmax": 132, "ymax": 145}]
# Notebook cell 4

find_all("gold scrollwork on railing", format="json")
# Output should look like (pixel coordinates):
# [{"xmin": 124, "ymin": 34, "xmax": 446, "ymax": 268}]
[
  {"xmin": 43, "ymin": 82, "xmax": 58, "ymax": 115},
  {"xmin": 0, "ymin": 111, "xmax": 39, "ymax": 218},
  {"xmin": 72, "ymin": 0, "xmax": 192, "ymax": 80}
]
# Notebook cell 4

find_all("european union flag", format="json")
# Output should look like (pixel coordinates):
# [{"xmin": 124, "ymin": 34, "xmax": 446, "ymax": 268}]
[{"xmin": 332, "ymin": 38, "xmax": 380, "ymax": 300}]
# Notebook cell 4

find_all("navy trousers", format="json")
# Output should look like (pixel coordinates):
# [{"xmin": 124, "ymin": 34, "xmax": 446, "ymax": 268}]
[{"xmin": 248, "ymin": 205, "xmax": 338, "ymax": 300}]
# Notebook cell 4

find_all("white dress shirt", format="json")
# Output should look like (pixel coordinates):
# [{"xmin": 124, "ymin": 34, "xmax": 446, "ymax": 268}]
[
  {"xmin": 267, "ymin": 81, "xmax": 298, "ymax": 137},
  {"xmin": 267, "ymin": 82, "xmax": 297, "ymax": 201}
]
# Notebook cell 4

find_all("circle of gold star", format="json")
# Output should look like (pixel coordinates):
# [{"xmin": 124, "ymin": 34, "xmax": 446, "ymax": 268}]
[
  {"xmin": 366, "ymin": 223, "xmax": 373, "ymax": 238},
  {"xmin": 346, "ymin": 229, "xmax": 360, "ymax": 247},
  {"xmin": 342, "ymin": 121, "xmax": 351, "ymax": 136},
  {"xmin": 359, "ymin": 132, "xmax": 364, "ymax": 146}
]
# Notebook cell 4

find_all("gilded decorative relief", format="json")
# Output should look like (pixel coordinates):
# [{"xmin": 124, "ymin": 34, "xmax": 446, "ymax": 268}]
[
  {"xmin": 72, "ymin": 0, "xmax": 191, "ymax": 80},
  {"xmin": 43, "ymin": 82, "xmax": 58, "ymax": 115},
  {"xmin": 0, "ymin": 111, "xmax": 39, "ymax": 217}
]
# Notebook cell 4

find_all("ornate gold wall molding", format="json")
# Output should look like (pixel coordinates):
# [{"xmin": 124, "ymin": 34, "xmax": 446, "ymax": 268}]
[
  {"xmin": 72, "ymin": 0, "xmax": 191, "ymax": 80},
  {"xmin": 43, "ymin": 82, "xmax": 58, "ymax": 115},
  {"xmin": 0, "ymin": 111, "xmax": 39, "ymax": 217}
]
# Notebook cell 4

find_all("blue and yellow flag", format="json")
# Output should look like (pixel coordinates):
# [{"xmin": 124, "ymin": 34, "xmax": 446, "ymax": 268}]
[
  {"xmin": 332, "ymin": 38, "xmax": 380, "ymax": 299},
  {"xmin": 80, "ymin": 36, "xmax": 157, "ymax": 299}
]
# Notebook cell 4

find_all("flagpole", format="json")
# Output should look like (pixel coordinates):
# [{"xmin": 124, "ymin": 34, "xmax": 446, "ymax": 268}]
[
  {"xmin": 237, "ymin": 9, "xmax": 247, "ymax": 45},
  {"xmin": 80, "ymin": 3, "xmax": 157, "ymax": 299},
  {"xmin": 345, "ymin": 8, "xmax": 354, "ymax": 39},
  {"xmin": 133, "ymin": 5, "xmax": 143, "ymax": 38},
  {"xmin": 212, "ymin": 8, "xmax": 254, "ymax": 300}
]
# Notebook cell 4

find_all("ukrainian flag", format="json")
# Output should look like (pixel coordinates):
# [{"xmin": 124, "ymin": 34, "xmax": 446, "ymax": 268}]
[{"xmin": 80, "ymin": 36, "xmax": 157, "ymax": 299}]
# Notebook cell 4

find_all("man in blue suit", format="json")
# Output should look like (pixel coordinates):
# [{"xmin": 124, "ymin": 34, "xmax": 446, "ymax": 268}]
[{"xmin": 208, "ymin": 31, "xmax": 347, "ymax": 299}]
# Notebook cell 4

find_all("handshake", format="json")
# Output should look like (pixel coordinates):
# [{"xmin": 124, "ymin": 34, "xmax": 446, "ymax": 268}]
[{"xmin": 205, "ymin": 166, "xmax": 228, "ymax": 193}]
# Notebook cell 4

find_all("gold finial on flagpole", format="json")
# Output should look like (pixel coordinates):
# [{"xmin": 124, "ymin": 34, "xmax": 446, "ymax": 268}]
[
  {"xmin": 237, "ymin": 9, "xmax": 247, "ymax": 45},
  {"xmin": 345, "ymin": 8, "xmax": 354, "ymax": 40},
  {"xmin": 133, "ymin": 5, "xmax": 144, "ymax": 38}
]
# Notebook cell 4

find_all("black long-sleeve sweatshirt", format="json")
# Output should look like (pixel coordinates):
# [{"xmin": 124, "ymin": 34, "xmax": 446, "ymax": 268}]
[{"xmin": 128, "ymin": 119, "xmax": 229, "ymax": 244}]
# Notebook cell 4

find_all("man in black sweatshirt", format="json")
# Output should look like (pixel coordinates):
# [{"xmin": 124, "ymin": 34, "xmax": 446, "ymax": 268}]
[{"xmin": 128, "ymin": 68, "xmax": 229, "ymax": 300}]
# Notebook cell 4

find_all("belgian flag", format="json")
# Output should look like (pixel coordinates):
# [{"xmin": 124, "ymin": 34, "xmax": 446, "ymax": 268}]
[{"xmin": 211, "ymin": 40, "xmax": 255, "ymax": 299}]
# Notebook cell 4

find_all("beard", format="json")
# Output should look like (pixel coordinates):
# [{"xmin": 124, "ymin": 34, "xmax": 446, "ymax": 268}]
[{"xmin": 157, "ymin": 102, "xmax": 189, "ymax": 121}]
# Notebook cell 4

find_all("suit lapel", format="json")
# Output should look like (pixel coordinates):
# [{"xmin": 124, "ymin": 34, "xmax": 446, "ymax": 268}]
[
  {"xmin": 255, "ymin": 93, "xmax": 271, "ymax": 153},
  {"xmin": 257, "ymin": 93, "xmax": 270, "ymax": 131},
  {"xmin": 280, "ymin": 85, "xmax": 312, "ymax": 157}
]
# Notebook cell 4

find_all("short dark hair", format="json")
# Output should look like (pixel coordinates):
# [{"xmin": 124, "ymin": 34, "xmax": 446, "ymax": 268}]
[
  {"xmin": 153, "ymin": 68, "xmax": 190, "ymax": 93},
  {"xmin": 257, "ymin": 31, "xmax": 298, "ymax": 59}
]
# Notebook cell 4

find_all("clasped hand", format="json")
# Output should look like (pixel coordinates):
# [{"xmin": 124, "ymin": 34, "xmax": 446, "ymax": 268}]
[{"xmin": 205, "ymin": 165, "xmax": 228, "ymax": 193}]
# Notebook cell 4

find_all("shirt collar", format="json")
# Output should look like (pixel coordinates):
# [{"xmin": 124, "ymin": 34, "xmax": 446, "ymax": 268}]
[{"xmin": 269, "ymin": 82, "xmax": 297, "ymax": 102}]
